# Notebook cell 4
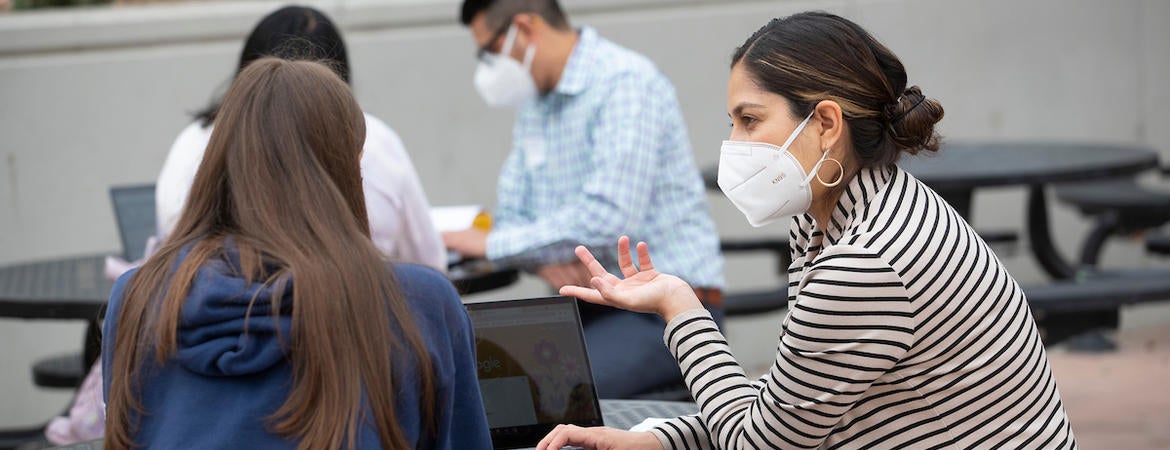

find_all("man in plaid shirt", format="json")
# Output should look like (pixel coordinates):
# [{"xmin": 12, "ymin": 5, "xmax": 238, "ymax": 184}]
[{"xmin": 447, "ymin": 0, "xmax": 725, "ymax": 398}]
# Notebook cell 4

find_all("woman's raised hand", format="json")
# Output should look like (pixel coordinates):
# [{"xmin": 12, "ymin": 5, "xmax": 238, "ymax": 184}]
[{"xmin": 559, "ymin": 236, "xmax": 703, "ymax": 321}]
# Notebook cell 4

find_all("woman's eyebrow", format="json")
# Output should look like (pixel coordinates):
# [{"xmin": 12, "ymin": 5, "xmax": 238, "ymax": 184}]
[{"xmin": 732, "ymin": 102, "xmax": 766, "ymax": 116}]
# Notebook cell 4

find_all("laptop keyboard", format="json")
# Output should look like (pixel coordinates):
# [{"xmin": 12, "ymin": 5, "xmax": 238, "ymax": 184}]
[{"xmin": 601, "ymin": 400, "xmax": 699, "ymax": 431}]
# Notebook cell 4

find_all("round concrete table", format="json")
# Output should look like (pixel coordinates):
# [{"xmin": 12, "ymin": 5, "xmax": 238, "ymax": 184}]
[
  {"xmin": 0, "ymin": 254, "xmax": 520, "ymax": 393},
  {"xmin": 900, "ymin": 142, "xmax": 1158, "ymax": 279},
  {"xmin": 0, "ymin": 254, "xmax": 520, "ymax": 321}
]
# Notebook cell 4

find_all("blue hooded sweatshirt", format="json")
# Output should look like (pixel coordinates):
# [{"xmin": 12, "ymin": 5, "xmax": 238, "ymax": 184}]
[{"xmin": 102, "ymin": 249, "xmax": 492, "ymax": 449}]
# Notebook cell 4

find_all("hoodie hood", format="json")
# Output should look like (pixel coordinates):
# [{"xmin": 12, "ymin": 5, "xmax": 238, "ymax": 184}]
[{"xmin": 175, "ymin": 248, "xmax": 294, "ymax": 377}]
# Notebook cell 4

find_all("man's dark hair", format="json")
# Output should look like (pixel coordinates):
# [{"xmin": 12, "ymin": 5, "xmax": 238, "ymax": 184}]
[{"xmin": 460, "ymin": 0, "xmax": 570, "ymax": 30}]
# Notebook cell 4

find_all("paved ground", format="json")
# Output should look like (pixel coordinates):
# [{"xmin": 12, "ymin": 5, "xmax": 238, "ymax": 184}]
[
  {"xmin": 727, "ymin": 304, "xmax": 1170, "ymax": 449},
  {"xmin": 1048, "ymin": 324, "xmax": 1170, "ymax": 449}
]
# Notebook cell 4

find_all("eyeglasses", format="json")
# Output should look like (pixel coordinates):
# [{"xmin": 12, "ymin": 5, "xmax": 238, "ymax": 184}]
[{"xmin": 476, "ymin": 16, "xmax": 517, "ymax": 61}]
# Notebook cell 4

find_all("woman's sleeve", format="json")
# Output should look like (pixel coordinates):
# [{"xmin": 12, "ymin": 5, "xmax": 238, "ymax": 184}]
[
  {"xmin": 155, "ymin": 122, "xmax": 209, "ymax": 240},
  {"xmin": 101, "ymin": 268, "xmax": 137, "ymax": 403},
  {"xmin": 651, "ymin": 245, "xmax": 914, "ymax": 449},
  {"xmin": 361, "ymin": 118, "xmax": 449, "ymax": 272},
  {"xmin": 445, "ymin": 292, "xmax": 493, "ymax": 449}
]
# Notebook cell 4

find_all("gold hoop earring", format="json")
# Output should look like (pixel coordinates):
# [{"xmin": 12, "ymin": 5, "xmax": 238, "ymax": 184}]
[{"xmin": 816, "ymin": 155, "xmax": 845, "ymax": 187}]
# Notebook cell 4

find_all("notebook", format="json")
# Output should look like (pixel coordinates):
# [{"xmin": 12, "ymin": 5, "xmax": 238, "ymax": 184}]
[{"xmin": 466, "ymin": 297, "xmax": 603, "ymax": 450}]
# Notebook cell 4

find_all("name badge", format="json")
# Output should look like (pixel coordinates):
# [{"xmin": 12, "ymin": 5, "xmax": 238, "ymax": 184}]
[{"xmin": 523, "ymin": 137, "xmax": 547, "ymax": 170}]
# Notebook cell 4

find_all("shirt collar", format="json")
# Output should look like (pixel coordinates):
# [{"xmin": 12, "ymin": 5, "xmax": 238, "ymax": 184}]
[
  {"xmin": 798, "ymin": 164, "xmax": 895, "ymax": 245},
  {"xmin": 552, "ymin": 27, "xmax": 598, "ymax": 96}
]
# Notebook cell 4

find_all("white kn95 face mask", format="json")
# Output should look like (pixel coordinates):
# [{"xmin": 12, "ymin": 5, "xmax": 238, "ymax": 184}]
[
  {"xmin": 473, "ymin": 24, "xmax": 538, "ymax": 109},
  {"xmin": 717, "ymin": 112, "xmax": 832, "ymax": 227}
]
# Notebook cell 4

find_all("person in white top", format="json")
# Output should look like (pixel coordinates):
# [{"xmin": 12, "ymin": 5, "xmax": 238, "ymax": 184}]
[
  {"xmin": 155, "ymin": 5, "xmax": 446, "ymax": 272},
  {"xmin": 157, "ymin": 114, "xmax": 446, "ymax": 272}
]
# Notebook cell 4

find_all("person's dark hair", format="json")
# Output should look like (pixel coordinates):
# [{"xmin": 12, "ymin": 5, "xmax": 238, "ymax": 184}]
[
  {"xmin": 460, "ymin": 0, "xmax": 569, "ymax": 30},
  {"xmin": 732, "ymin": 11, "xmax": 944, "ymax": 167},
  {"xmin": 107, "ymin": 58, "xmax": 435, "ymax": 450},
  {"xmin": 195, "ymin": 5, "xmax": 350, "ymax": 126}
]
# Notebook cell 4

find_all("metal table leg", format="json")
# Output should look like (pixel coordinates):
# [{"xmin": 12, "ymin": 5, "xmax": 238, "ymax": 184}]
[
  {"xmin": 83, "ymin": 319, "xmax": 101, "ymax": 369},
  {"xmin": 1027, "ymin": 185, "xmax": 1117, "ymax": 350},
  {"xmin": 1079, "ymin": 212, "xmax": 1121, "ymax": 268},
  {"xmin": 1027, "ymin": 185, "xmax": 1077, "ymax": 280}
]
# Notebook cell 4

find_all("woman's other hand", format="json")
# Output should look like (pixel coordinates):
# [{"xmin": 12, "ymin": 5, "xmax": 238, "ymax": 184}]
[
  {"xmin": 537, "ymin": 425, "xmax": 662, "ymax": 450},
  {"xmin": 559, "ymin": 236, "xmax": 702, "ymax": 322},
  {"xmin": 441, "ymin": 228, "xmax": 488, "ymax": 258},
  {"xmin": 537, "ymin": 261, "xmax": 594, "ymax": 290}
]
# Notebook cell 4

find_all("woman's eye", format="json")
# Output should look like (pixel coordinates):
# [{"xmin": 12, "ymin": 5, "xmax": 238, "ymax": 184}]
[{"xmin": 740, "ymin": 116, "xmax": 756, "ymax": 126}]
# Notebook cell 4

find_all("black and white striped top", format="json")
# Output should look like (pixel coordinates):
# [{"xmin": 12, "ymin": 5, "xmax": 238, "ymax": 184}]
[{"xmin": 651, "ymin": 165, "xmax": 1076, "ymax": 449}]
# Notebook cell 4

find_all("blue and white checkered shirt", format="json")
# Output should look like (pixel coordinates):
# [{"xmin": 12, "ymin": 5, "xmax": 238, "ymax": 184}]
[{"xmin": 485, "ymin": 27, "xmax": 724, "ymax": 289}]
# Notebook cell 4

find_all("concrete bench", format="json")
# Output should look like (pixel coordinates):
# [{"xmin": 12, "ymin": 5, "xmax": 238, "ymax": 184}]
[
  {"xmin": 1024, "ymin": 269, "xmax": 1170, "ymax": 345},
  {"xmin": 719, "ymin": 238, "xmax": 790, "ymax": 317},
  {"xmin": 1055, "ymin": 177, "xmax": 1170, "ymax": 265},
  {"xmin": 1147, "ymin": 234, "xmax": 1170, "ymax": 255}
]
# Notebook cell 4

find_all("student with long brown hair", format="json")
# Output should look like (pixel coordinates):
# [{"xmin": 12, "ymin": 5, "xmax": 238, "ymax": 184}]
[
  {"xmin": 101, "ymin": 58, "xmax": 491, "ymax": 449},
  {"xmin": 156, "ymin": 5, "xmax": 447, "ymax": 272}
]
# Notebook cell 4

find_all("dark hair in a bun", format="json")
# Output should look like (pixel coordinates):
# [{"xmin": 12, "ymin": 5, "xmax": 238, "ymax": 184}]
[
  {"xmin": 887, "ymin": 86, "xmax": 944, "ymax": 155},
  {"xmin": 732, "ymin": 11, "xmax": 944, "ymax": 167}
]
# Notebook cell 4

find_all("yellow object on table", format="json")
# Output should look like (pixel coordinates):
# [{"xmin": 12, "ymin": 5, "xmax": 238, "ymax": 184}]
[{"xmin": 472, "ymin": 211, "xmax": 493, "ymax": 231}]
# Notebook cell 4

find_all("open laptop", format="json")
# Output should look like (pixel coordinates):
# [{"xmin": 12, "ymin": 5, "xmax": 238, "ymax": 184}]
[
  {"xmin": 109, "ymin": 184, "xmax": 157, "ymax": 261},
  {"xmin": 466, "ymin": 296, "xmax": 603, "ymax": 450}
]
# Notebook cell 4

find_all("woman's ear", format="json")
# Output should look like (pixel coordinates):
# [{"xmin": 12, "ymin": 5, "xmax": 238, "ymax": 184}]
[
  {"xmin": 514, "ymin": 14, "xmax": 539, "ymax": 44},
  {"xmin": 813, "ymin": 100, "xmax": 845, "ymax": 153}
]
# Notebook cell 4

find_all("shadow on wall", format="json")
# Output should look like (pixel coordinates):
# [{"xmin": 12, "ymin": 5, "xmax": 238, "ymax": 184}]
[{"xmin": 5, "ymin": 0, "xmax": 193, "ymax": 10}]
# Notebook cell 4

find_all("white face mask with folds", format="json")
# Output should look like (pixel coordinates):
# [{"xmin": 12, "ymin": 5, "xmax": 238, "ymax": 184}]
[
  {"xmin": 717, "ymin": 112, "xmax": 831, "ymax": 227},
  {"xmin": 473, "ymin": 24, "xmax": 538, "ymax": 108}
]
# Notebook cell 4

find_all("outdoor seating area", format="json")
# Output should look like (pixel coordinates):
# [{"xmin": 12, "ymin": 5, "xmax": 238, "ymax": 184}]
[
  {"xmin": 706, "ymin": 141, "xmax": 1170, "ymax": 345},
  {"xmin": 2, "ymin": 1, "xmax": 1169, "ymax": 449}
]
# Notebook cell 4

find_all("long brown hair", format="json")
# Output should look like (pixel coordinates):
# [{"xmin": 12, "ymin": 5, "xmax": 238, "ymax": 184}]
[{"xmin": 106, "ymin": 58, "xmax": 435, "ymax": 449}]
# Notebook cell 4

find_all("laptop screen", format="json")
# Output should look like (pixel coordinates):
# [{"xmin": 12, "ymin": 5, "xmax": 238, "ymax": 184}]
[
  {"xmin": 466, "ymin": 297, "xmax": 603, "ymax": 449},
  {"xmin": 109, "ymin": 184, "xmax": 157, "ymax": 262}
]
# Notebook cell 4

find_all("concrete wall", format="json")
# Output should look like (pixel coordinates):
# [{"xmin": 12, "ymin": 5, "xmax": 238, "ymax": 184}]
[{"xmin": 1, "ymin": 0, "xmax": 1167, "ymax": 428}]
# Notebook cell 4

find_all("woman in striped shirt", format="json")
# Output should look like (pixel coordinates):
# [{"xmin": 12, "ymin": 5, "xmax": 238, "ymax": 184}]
[{"xmin": 538, "ymin": 11, "xmax": 1077, "ymax": 450}]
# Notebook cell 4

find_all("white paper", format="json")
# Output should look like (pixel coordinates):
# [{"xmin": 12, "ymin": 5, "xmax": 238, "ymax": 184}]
[
  {"xmin": 430, "ymin": 205, "xmax": 483, "ymax": 232},
  {"xmin": 629, "ymin": 417, "xmax": 672, "ymax": 432}
]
